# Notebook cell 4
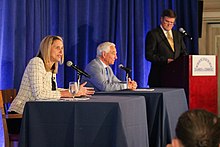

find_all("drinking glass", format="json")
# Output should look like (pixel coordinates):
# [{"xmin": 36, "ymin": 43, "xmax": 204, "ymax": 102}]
[{"xmin": 69, "ymin": 82, "xmax": 78, "ymax": 96}]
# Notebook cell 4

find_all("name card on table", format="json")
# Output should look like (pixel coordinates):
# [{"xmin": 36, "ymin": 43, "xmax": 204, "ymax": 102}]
[{"xmin": 192, "ymin": 55, "xmax": 216, "ymax": 76}]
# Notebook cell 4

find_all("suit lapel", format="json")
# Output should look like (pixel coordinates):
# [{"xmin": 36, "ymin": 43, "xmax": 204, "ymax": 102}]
[
  {"xmin": 106, "ymin": 66, "xmax": 112, "ymax": 82},
  {"xmin": 96, "ymin": 58, "xmax": 107, "ymax": 77},
  {"xmin": 96, "ymin": 58, "xmax": 112, "ymax": 82},
  {"xmin": 173, "ymin": 31, "xmax": 180, "ymax": 57},
  {"xmin": 172, "ymin": 30, "xmax": 176, "ymax": 51}
]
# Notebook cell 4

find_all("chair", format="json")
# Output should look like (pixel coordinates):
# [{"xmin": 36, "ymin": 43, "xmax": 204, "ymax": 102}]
[{"xmin": 0, "ymin": 89, "xmax": 22, "ymax": 147}]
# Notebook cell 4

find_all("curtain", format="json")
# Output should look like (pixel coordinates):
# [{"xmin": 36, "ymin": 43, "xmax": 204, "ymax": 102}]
[{"xmin": 0, "ymin": 0, "xmax": 198, "ymax": 90}]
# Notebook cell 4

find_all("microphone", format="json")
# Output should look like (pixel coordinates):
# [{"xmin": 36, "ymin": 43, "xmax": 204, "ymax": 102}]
[
  {"xmin": 118, "ymin": 64, "xmax": 132, "ymax": 72},
  {"xmin": 66, "ymin": 61, "xmax": 90, "ymax": 78},
  {"xmin": 179, "ymin": 28, "xmax": 193, "ymax": 40}
]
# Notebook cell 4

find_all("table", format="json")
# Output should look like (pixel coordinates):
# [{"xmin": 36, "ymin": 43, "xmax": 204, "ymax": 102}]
[
  {"xmin": 18, "ymin": 95, "xmax": 148, "ymax": 147},
  {"xmin": 95, "ymin": 88, "xmax": 188, "ymax": 147}
]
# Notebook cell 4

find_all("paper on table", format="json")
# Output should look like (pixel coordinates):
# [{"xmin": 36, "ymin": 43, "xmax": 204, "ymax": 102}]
[
  {"xmin": 59, "ymin": 97, "xmax": 75, "ymax": 101},
  {"xmin": 36, "ymin": 98, "xmax": 74, "ymax": 101},
  {"xmin": 36, "ymin": 98, "xmax": 59, "ymax": 101},
  {"xmin": 74, "ymin": 97, "xmax": 90, "ymax": 100},
  {"xmin": 36, "ymin": 97, "xmax": 90, "ymax": 101},
  {"xmin": 60, "ymin": 97, "xmax": 90, "ymax": 101},
  {"xmin": 135, "ymin": 88, "xmax": 154, "ymax": 91}
]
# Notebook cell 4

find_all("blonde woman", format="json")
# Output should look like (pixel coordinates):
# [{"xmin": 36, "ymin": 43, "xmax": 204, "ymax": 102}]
[{"xmin": 9, "ymin": 35, "xmax": 94, "ymax": 114}]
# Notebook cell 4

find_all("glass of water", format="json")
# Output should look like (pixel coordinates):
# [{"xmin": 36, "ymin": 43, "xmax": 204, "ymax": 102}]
[{"xmin": 69, "ymin": 82, "xmax": 78, "ymax": 96}]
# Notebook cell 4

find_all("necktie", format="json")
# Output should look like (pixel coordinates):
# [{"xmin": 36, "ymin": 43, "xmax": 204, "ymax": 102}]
[
  {"xmin": 167, "ymin": 31, "xmax": 174, "ymax": 52},
  {"xmin": 105, "ymin": 67, "xmax": 109, "ymax": 81}
]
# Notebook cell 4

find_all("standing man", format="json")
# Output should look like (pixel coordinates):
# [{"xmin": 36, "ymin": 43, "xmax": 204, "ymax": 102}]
[
  {"xmin": 81, "ymin": 42, "xmax": 137, "ymax": 91},
  {"xmin": 145, "ymin": 9, "xmax": 188, "ymax": 87}
]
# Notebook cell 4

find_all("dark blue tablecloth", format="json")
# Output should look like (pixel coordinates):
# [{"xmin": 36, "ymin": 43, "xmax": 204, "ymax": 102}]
[
  {"xmin": 18, "ymin": 95, "xmax": 148, "ymax": 147},
  {"xmin": 95, "ymin": 88, "xmax": 188, "ymax": 147}
]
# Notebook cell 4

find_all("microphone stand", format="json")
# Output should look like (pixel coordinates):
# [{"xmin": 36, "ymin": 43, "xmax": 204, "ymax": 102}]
[
  {"xmin": 77, "ymin": 72, "xmax": 82, "ymax": 90},
  {"xmin": 125, "ymin": 72, "xmax": 129, "ymax": 88}
]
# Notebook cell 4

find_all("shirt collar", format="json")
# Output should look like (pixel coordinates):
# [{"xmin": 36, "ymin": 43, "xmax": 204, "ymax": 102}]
[
  {"xmin": 160, "ymin": 25, "xmax": 173, "ymax": 37},
  {"xmin": 98, "ymin": 58, "xmax": 108, "ymax": 68}
]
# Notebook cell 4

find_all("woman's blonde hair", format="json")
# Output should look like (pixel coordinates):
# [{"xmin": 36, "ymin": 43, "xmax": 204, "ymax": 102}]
[{"xmin": 36, "ymin": 35, "xmax": 64, "ymax": 73}]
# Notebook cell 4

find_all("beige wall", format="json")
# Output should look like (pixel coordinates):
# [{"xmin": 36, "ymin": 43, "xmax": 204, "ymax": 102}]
[{"xmin": 199, "ymin": 0, "xmax": 220, "ymax": 115}]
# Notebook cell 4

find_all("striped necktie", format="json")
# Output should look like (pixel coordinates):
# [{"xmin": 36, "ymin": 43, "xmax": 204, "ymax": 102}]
[{"xmin": 167, "ymin": 31, "xmax": 174, "ymax": 52}]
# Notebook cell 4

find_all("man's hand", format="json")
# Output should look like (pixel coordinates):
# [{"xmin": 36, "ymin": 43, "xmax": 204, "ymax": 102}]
[
  {"xmin": 168, "ymin": 58, "xmax": 174, "ymax": 63},
  {"xmin": 127, "ymin": 78, "xmax": 138, "ymax": 90}
]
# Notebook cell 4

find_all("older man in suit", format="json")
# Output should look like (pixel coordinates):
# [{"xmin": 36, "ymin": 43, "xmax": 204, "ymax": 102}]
[
  {"xmin": 81, "ymin": 42, "xmax": 137, "ymax": 91},
  {"xmin": 145, "ymin": 9, "xmax": 188, "ymax": 87}
]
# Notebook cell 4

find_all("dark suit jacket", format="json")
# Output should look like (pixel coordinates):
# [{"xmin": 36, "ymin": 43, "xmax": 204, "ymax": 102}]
[{"xmin": 145, "ymin": 26, "xmax": 188, "ymax": 87}]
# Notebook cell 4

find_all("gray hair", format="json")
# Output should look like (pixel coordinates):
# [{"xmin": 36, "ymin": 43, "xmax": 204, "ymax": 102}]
[{"xmin": 96, "ymin": 42, "xmax": 115, "ymax": 57}]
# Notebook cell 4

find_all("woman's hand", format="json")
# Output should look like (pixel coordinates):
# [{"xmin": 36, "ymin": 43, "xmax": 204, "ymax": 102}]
[
  {"xmin": 75, "ymin": 82, "xmax": 95, "ymax": 97},
  {"xmin": 60, "ymin": 90, "xmax": 74, "ymax": 98}
]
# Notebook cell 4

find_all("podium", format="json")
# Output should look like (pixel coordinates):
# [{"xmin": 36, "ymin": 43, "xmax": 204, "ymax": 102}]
[{"xmin": 160, "ymin": 55, "xmax": 218, "ymax": 114}]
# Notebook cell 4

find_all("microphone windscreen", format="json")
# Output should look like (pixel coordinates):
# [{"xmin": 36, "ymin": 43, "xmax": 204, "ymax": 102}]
[
  {"xmin": 118, "ymin": 64, "xmax": 123, "ymax": 68},
  {"xmin": 179, "ymin": 28, "xmax": 185, "ymax": 33},
  {"xmin": 66, "ymin": 61, "xmax": 73, "ymax": 67}
]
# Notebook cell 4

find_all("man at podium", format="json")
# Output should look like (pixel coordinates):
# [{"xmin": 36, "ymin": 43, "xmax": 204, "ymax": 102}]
[{"xmin": 145, "ymin": 9, "xmax": 188, "ymax": 87}]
